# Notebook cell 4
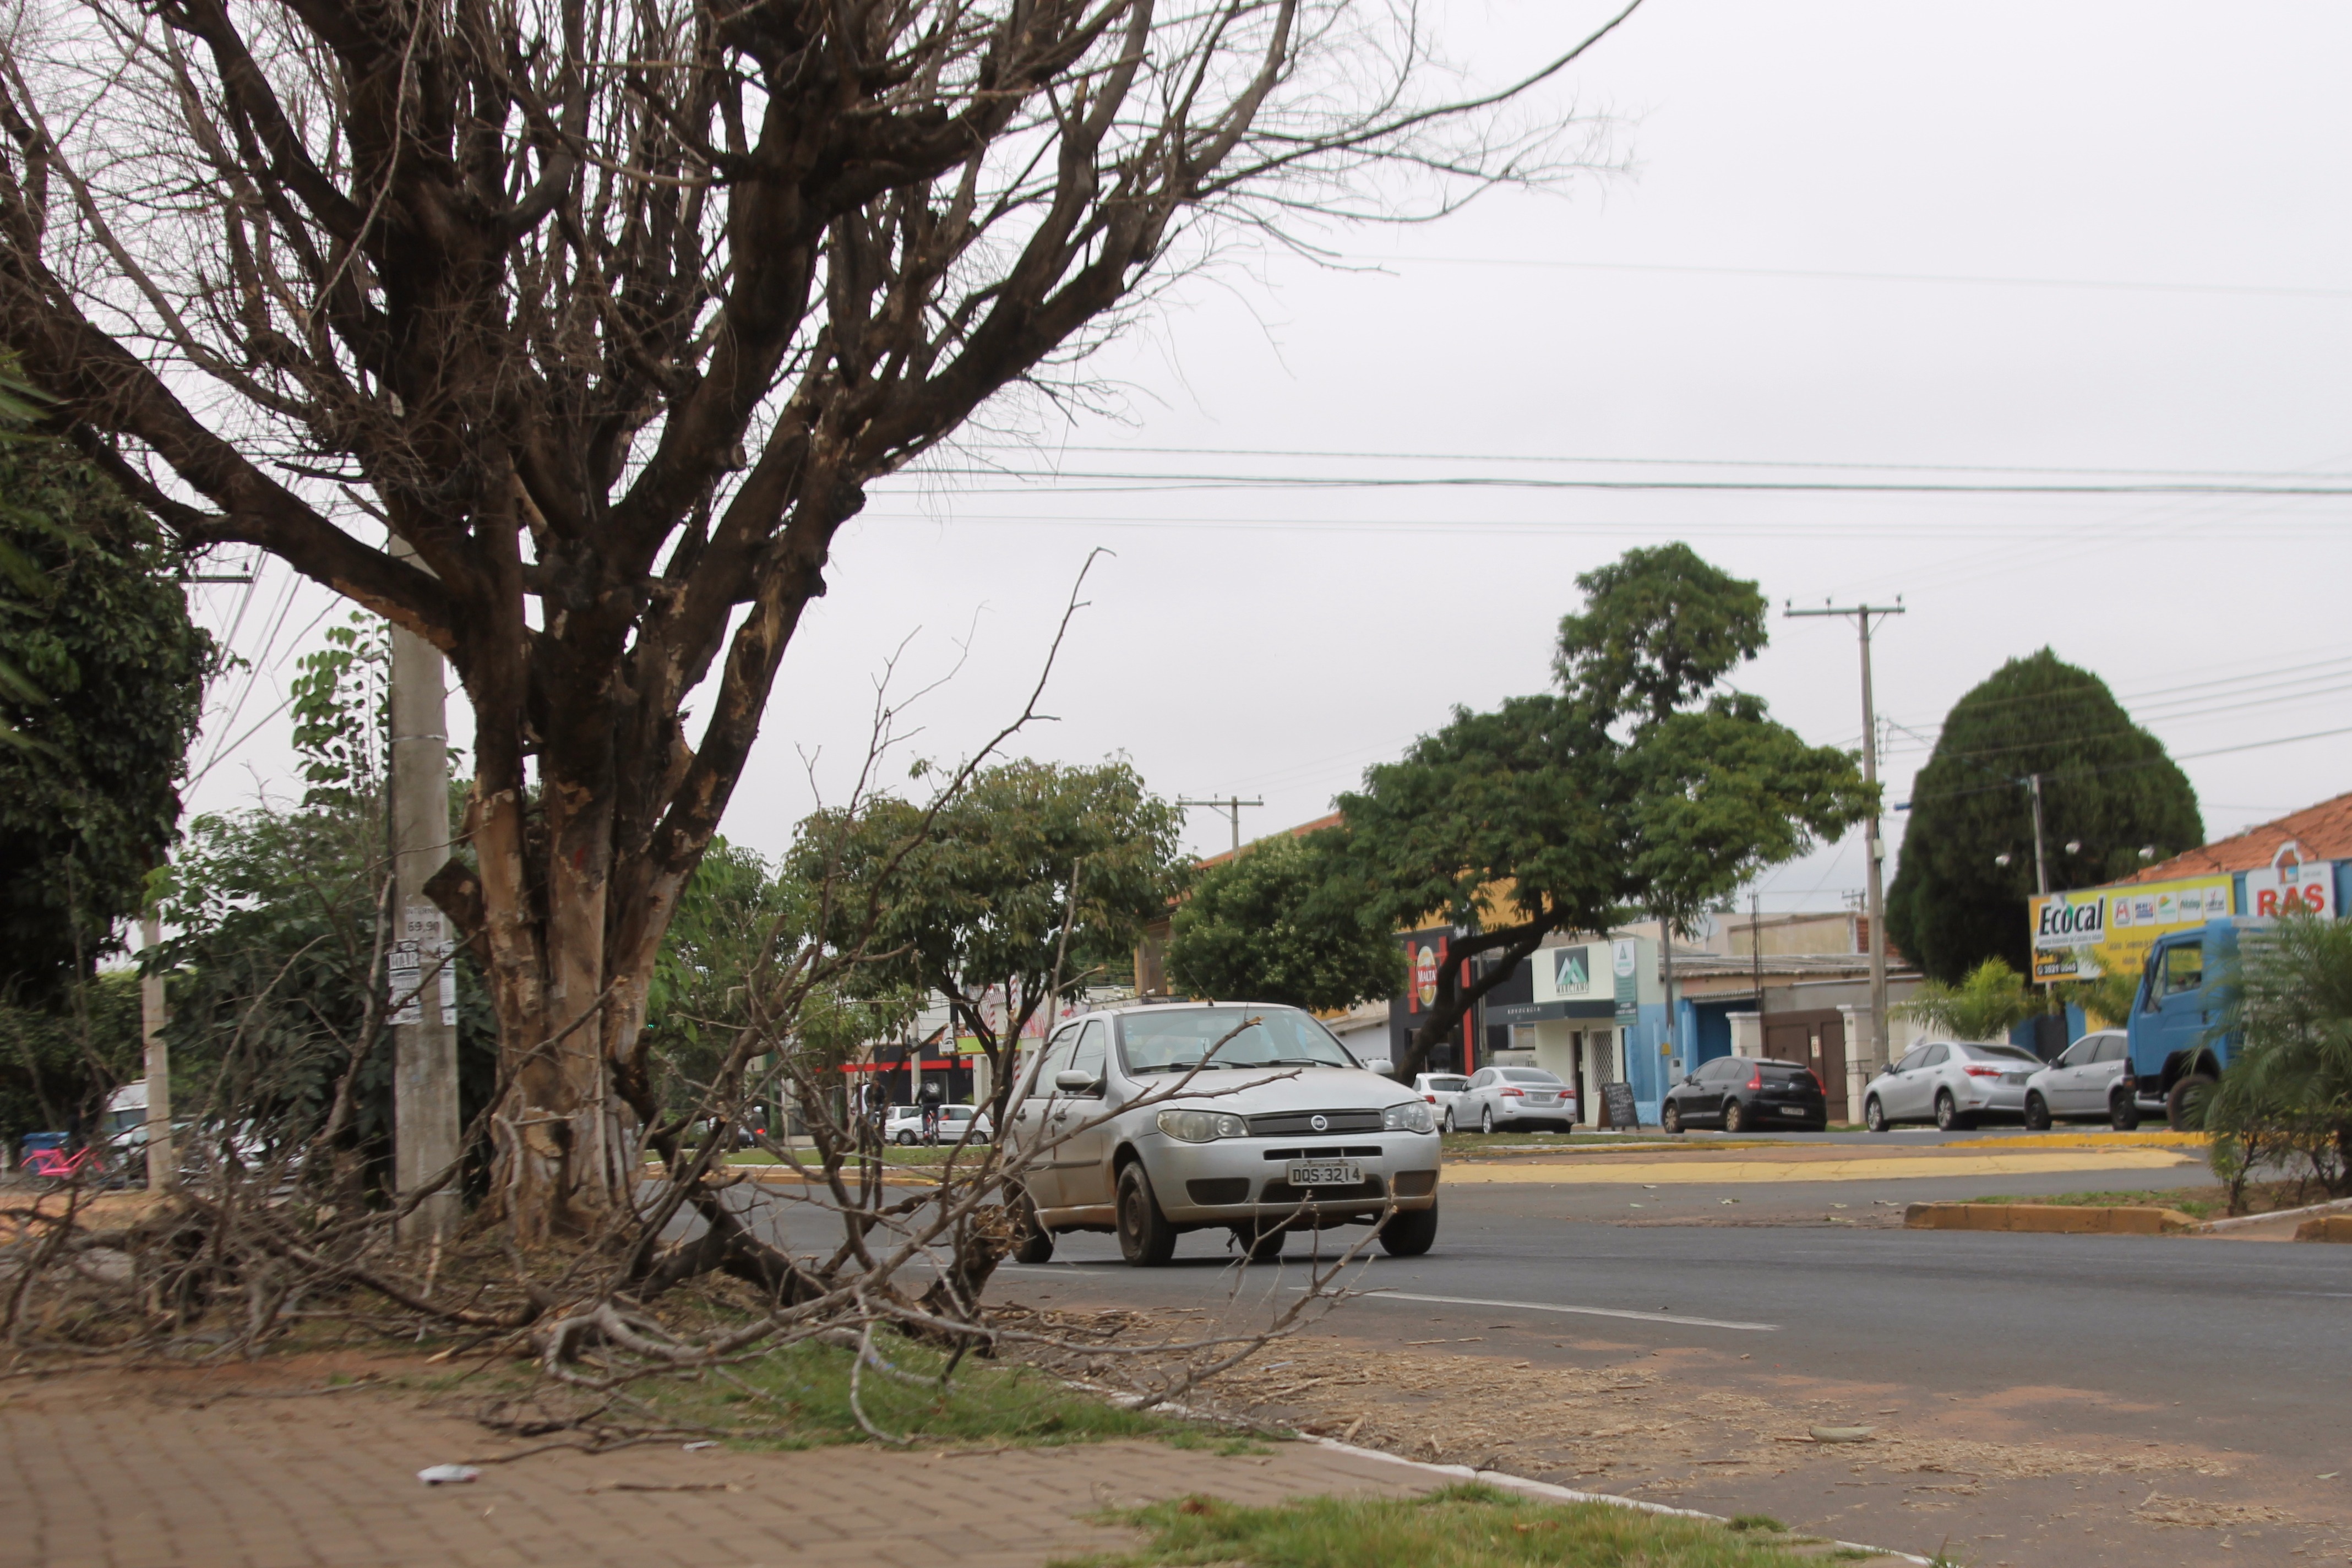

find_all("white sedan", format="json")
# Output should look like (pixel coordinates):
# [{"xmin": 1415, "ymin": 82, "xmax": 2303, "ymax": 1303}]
[
  {"xmin": 1413, "ymin": 1073, "xmax": 1471, "ymax": 1123},
  {"xmin": 1447, "ymin": 1067, "xmax": 1577, "ymax": 1133},
  {"xmin": 883, "ymin": 1103, "xmax": 993, "ymax": 1145}
]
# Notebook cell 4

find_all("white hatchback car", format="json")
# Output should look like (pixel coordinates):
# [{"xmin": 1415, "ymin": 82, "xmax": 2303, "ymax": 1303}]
[
  {"xmin": 1005, "ymin": 1002, "xmax": 1441, "ymax": 1266},
  {"xmin": 1413, "ymin": 1073, "xmax": 1471, "ymax": 1123},
  {"xmin": 1447, "ymin": 1066, "xmax": 1577, "ymax": 1134}
]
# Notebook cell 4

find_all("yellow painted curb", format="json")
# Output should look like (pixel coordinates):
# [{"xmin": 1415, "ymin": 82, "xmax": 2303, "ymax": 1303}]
[
  {"xmin": 1905, "ymin": 1201, "xmax": 2198, "ymax": 1234},
  {"xmin": 1941, "ymin": 1131, "xmax": 2208, "ymax": 1151},
  {"xmin": 1439, "ymin": 1148, "xmax": 2199, "ymax": 1185},
  {"xmin": 2294, "ymin": 1215, "xmax": 2352, "ymax": 1243}
]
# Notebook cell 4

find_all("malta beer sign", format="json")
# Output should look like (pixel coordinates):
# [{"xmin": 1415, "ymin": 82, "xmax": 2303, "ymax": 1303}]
[{"xmin": 2029, "ymin": 875, "xmax": 2233, "ymax": 984}]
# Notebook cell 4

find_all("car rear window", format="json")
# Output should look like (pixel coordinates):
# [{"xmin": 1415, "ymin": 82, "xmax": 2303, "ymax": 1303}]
[
  {"xmin": 1960, "ymin": 1044, "xmax": 2041, "ymax": 1064},
  {"xmin": 1500, "ymin": 1069, "xmax": 1562, "ymax": 1085},
  {"xmin": 1758, "ymin": 1062, "xmax": 1813, "ymax": 1077},
  {"xmin": 1425, "ymin": 1076, "xmax": 1469, "ymax": 1092}
]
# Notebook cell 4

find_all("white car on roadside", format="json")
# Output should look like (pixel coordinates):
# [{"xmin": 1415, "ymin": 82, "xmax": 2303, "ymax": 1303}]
[
  {"xmin": 1413, "ymin": 1073, "xmax": 1471, "ymax": 1124},
  {"xmin": 1863, "ymin": 1040, "xmax": 2044, "ymax": 1131},
  {"xmin": 1446, "ymin": 1066, "xmax": 1577, "ymax": 1134},
  {"xmin": 882, "ymin": 1103, "xmax": 992, "ymax": 1145}
]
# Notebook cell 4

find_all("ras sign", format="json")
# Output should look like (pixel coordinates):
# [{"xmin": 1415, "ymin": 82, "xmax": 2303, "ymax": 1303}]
[{"xmin": 2246, "ymin": 850, "xmax": 2338, "ymax": 920}]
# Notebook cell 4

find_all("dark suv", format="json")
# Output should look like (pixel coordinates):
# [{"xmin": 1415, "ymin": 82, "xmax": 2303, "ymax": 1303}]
[{"xmin": 1662, "ymin": 1056, "xmax": 1828, "ymax": 1133}]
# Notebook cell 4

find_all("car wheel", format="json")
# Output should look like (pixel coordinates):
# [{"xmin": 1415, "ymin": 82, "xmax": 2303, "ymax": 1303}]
[
  {"xmin": 1661, "ymin": 1101, "xmax": 1683, "ymax": 1135},
  {"xmin": 895, "ymin": 1130, "xmax": 916, "ymax": 1146},
  {"xmin": 1230, "ymin": 1222, "xmax": 1287, "ymax": 1264},
  {"xmin": 1115, "ymin": 1162, "xmax": 1178, "ymax": 1266},
  {"xmin": 1011, "ymin": 1189, "xmax": 1055, "ymax": 1265},
  {"xmin": 1934, "ymin": 1090, "xmax": 1967, "ymax": 1131},
  {"xmin": 1722, "ymin": 1099, "xmax": 1746, "ymax": 1134},
  {"xmin": 2110, "ymin": 1089, "xmax": 2142, "ymax": 1132},
  {"xmin": 2168, "ymin": 1075, "xmax": 2218, "ymax": 1133},
  {"xmin": 1480, "ymin": 1106, "xmax": 1495, "ymax": 1135},
  {"xmin": 2023, "ymin": 1092, "xmax": 2051, "ymax": 1132},
  {"xmin": 1380, "ymin": 1199, "xmax": 1439, "ymax": 1257},
  {"xmin": 1864, "ymin": 1095, "xmax": 1888, "ymax": 1133},
  {"xmin": 1441, "ymin": 1107, "xmax": 1456, "ymax": 1134}
]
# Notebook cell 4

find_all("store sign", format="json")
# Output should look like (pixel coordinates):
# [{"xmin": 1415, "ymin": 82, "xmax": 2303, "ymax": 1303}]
[
  {"xmin": 2246, "ymin": 852, "xmax": 2338, "ymax": 920},
  {"xmin": 2029, "ymin": 875, "xmax": 2233, "ymax": 983},
  {"xmin": 1612, "ymin": 939, "xmax": 1639, "ymax": 1023},
  {"xmin": 1532, "ymin": 943, "xmax": 1602, "ymax": 1004}
]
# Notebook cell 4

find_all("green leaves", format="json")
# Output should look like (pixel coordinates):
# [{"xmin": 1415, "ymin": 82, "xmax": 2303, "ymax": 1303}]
[
  {"xmin": 1166, "ymin": 831, "xmax": 1402, "ymax": 1011},
  {"xmin": 1883, "ymin": 649, "xmax": 2202, "ymax": 983},
  {"xmin": 1891, "ymin": 957, "xmax": 2039, "ymax": 1042},
  {"xmin": 286, "ymin": 613, "xmax": 389, "ymax": 809},
  {"xmin": 2205, "ymin": 914, "xmax": 2352, "ymax": 1201},
  {"xmin": 1553, "ymin": 542, "xmax": 1768, "ymax": 725}
]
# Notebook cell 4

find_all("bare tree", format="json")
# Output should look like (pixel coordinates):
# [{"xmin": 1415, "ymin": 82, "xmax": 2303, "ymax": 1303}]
[{"xmin": 0, "ymin": 0, "xmax": 1638, "ymax": 1238}]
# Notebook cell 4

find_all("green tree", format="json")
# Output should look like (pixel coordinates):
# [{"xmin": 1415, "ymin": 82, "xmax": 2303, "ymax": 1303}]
[
  {"xmin": 0, "ymin": 436, "xmax": 212, "ymax": 995},
  {"xmin": 1891, "ymin": 957, "xmax": 2037, "ymax": 1042},
  {"xmin": 2204, "ymin": 913, "xmax": 2352, "ymax": 1207},
  {"xmin": 1166, "ymin": 831, "xmax": 1402, "ymax": 1012},
  {"xmin": 797, "ymin": 759, "xmax": 1185, "ymax": 1112},
  {"xmin": 0, "ymin": 973, "xmax": 141, "ymax": 1148},
  {"xmin": 1337, "ymin": 544, "xmax": 1873, "ymax": 1082},
  {"xmin": 1885, "ymin": 650, "xmax": 2203, "ymax": 983}
]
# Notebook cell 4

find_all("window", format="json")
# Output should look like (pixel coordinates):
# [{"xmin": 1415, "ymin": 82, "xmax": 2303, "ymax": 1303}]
[
  {"xmin": 1469, "ymin": 1069, "xmax": 1495, "ymax": 1088},
  {"xmin": 1700, "ymin": 1058, "xmax": 1740, "ymax": 1082},
  {"xmin": 1959, "ymin": 1043, "xmax": 2040, "ymax": 1064},
  {"xmin": 1117, "ymin": 1006, "xmax": 1359, "ymax": 1075},
  {"xmin": 1919, "ymin": 1044, "xmax": 1950, "ymax": 1068},
  {"xmin": 1032, "ymin": 1029, "xmax": 1080, "ymax": 1095},
  {"xmin": 1066, "ymin": 1020, "xmax": 1108, "ymax": 1096},
  {"xmin": 1501, "ymin": 1068, "xmax": 1562, "ymax": 1085},
  {"xmin": 2161, "ymin": 941, "xmax": 2205, "ymax": 998},
  {"xmin": 1893, "ymin": 1048, "xmax": 1930, "ymax": 1074},
  {"xmin": 1425, "ymin": 1076, "xmax": 1470, "ymax": 1093},
  {"xmin": 2094, "ymin": 1036, "xmax": 2129, "ymax": 1064},
  {"xmin": 2054, "ymin": 1037, "xmax": 2097, "ymax": 1069}
]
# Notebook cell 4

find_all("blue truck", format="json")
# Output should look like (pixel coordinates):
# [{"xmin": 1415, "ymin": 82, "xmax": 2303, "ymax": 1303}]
[{"xmin": 2121, "ymin": 916, "xmax": 2261, "ymax": 1131}]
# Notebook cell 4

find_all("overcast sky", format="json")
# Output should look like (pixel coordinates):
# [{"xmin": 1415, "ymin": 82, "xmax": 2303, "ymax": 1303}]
[{"xmin": 181, "ymin": 0, "xmax": 2352, "ymax": 911}]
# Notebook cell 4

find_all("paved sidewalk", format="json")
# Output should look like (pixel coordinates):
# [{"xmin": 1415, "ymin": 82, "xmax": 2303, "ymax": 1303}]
[{"xmin": 0, "ymin": 1362, "xmax": 1437, "ymax": 1568}]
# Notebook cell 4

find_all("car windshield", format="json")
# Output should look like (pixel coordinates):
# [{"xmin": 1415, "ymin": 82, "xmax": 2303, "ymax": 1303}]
[
  {"xmin": 1500, "ymin": 1069, "xmax": 1562, "ymax": 1085},
  {"xmin": 1960, "ymin": 1043, "xmax": 2041, "ymax": 1064},
  {"xmin": 1425, "ymin": 1076, "xmax": 1470, "ymax": 1092},
  {"xmin": 1119, "ymin": 1007, "xmax": 1359, "ymax": 1074}
]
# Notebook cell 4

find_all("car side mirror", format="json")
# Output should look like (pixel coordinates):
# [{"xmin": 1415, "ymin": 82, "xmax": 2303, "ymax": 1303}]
[
  {"xmin": 1683, "ymin": 1073, "xmax": 1698, "ymax": 1086},
  {"xmin": 1054, "ymin": 1070, "xmax": 1097, "ymax": 1093}
]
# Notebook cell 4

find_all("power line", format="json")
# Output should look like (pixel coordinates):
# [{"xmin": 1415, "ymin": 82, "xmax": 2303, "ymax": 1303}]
[
  {"xmin": 897, "ymin": 466, "xmax": 2352, "ymax": 498},
  {"xmin": 1358, "ymin": 254, "xmax": 2352, "ymax": 302}
]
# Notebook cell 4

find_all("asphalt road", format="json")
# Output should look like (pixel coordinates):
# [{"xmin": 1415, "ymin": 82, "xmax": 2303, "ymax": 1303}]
[{"xmin": 977, "ymin": 1157, "xmax": 2352, "ymax": 1566}]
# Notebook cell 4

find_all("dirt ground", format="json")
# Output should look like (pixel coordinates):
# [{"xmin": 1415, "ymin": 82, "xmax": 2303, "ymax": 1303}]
[{"xmin": 1022, "ymin": 1303, "xmax": 2352, "ymax": 1568}]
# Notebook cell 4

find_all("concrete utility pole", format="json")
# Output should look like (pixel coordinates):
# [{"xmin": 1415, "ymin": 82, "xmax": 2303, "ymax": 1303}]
[
  {"xmin": 1785, "ymin": 598, "xmax": 1905, "ymax": 1077},
  {"xmin": 2027, "ymin": 772, "xmax": 2051, "ymax": 896},
  {"xmin": 139, "ymin": 910, "xmax": 174, "ymax": 1191},
  {"xmin": 389, "ymin": 541, "xmax": 459, "ymax": 1246},
  {"xmin": 1177, "ymin": 796, "xmax": 1265, "ymax": 856}
]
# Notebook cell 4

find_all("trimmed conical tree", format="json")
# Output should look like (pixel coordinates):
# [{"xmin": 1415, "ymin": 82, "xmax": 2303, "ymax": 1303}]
[{"xmin": 1886, "ymin": 650, "xmax": 2202, "ymax": 983}]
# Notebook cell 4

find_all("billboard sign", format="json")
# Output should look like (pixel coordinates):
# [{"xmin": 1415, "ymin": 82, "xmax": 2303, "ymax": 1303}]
[
  {"xmin": 2029, "ymin": 875, "xmax": 2233, "ymax": 983},
  {"xmin": 2245, "ymin": 854, "xmax": 2338, "ymax": 920}
]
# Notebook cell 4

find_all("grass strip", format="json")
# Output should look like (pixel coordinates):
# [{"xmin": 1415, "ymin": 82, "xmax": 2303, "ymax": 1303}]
[
  {"xmin": 1961, "ymin": 1178, "xmax": 2320, "ymax": 1220},
  {"xmin": 1056, "ymin": 1484, "xmax": 1876, "ymax": 1567}
]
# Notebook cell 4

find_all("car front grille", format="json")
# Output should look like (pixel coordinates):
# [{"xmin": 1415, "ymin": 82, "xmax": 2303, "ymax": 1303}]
[
  {"xmin": 1185, "ymin": 1178, "xmax": 1252, "ymax": 1205},
  {"xmin": 1262, "ymin": 1145, "xmax": 1383, "ymax": 1160},
  {"xmin": 1246, "ymin": 1109, "xmax": 1384, "ymax": 1137}
]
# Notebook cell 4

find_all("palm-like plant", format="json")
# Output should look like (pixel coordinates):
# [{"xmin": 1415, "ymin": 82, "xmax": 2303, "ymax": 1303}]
[
  {"xmin": 2204, "ymin": 913, "xmax": 2352, "ymax": 1206},
  {"xmin": 1892, "ymin": 957, "xmax": 2040, "ymax": 1043}
]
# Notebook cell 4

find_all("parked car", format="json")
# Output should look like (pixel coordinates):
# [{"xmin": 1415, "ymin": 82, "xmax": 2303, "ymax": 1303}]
[
  {"xmin": 1447, "ymin": 1066, "xmax": 1576, "ymax": 1134},
  {"xmin": 1660, "ymin": 1056, "xmax": 1828, "ymax": 1133},
  {"xmin": 1004, "ymin": 1001, "xmax": 1440, "ymax": 1266},
  {"xmin": 884, "ymin": 1103, "xmax": 990, "ymax": 1145},
  {"xmin": 1863, "ymin": 1040, "xmax": 2045, "ymax": 1131},
  {"xmin": 1414, "ymin": 1073, "xmax": 1471, "ymax": 1123},
  {"xmin": 2019, "ymin": 1030, "xmax": 2157, "ymax": 1129}
]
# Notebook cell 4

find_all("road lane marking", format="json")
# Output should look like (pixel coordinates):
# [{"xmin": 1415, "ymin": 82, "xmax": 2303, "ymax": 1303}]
[
  {"xmin": 1342, "ymin": 1288, "xmax": 1779, "ymax": 1332},
  {"xmin": 1441, "ymin": 1149, "xmax": 2197, "ymax": 1184}
]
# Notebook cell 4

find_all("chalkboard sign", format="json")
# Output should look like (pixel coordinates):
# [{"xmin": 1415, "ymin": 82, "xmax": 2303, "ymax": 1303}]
[{"xmin": 1601, "ymin": 1080, "xmax": 1639, "ymax": 1131}]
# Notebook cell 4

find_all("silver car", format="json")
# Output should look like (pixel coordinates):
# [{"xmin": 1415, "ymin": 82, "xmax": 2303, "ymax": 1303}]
[
  {"xmin": 1005, "ymin": 1003, "xmax": 1441, "ymax": 1267},
  {"xmin": 1414, "ymin": 1073, "xmax": 1471, "ymax": 1124},
  {"xmin": 2021, "ymin": 1030, "xmax": 2149, "ymax": 1130},
  {"xmin": 1863, "ymin": 1040, "xmax": 2045, "ymax": 1131},
  {"xmin": 1447, "ymin": 1066, "xmax": 1577, "ymax": 1134}
]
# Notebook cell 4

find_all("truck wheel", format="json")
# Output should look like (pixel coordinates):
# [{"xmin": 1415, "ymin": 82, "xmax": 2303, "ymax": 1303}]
[
  {"xmin": 2167, "ymin": 1075, "xmax": 2218, "ymax": 1133},
  {"xmin": 1116, "ymin": 1162, "xmax": 1178, "ymax": 1266},
  {"xmin": 1380, "ymin": 1200, "xmax": 1439, "ymax": 1257},
  {"xmin": 2109, "ymin": 1089, "xmax": 2141, "ymax": 1132},
  {"xmin": 2023, "ymin": 1092, "xmax": 2051, "ymax": 1132},
  {"xmin": 1864, "ymin": 1096, "xmax": 1887, "ymax": 1133}
]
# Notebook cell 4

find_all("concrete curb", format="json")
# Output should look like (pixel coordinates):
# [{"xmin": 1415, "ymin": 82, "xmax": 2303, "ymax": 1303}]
[
  {"xmin": 1301, "ymin": 1434, "xmax": 1931, "ymax": 1564},
  {"xmin": 2199, "ymin": 1194, "xmax": 2352, "ymax": 1234},
  {"xmin": 2295, "ymin": 1214, "xmax": 2352, "ymax": 1243},
  {"xmin": 1904, "ymin": 1201, "xmax": 2198, "ymax": 1234}
]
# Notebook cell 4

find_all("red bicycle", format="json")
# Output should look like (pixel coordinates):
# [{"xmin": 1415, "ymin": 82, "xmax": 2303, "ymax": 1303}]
[{"xmin": 22, "ymin": 1144, "xmax": 106, "ymax": 1183}]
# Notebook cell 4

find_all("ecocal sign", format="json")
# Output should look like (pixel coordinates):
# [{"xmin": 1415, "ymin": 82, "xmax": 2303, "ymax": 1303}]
[{"xmin": 2034, "ymin": 894, "xmax": 2105, "ymax": 947}]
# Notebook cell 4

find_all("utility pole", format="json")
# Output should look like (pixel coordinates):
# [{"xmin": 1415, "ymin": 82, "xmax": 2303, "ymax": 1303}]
[
  {"xmin": 1176, "ymin": 796, "xmax": 1264, "ymax": 857},
  {"xmin": 1785, "ymin": 598, "xmax": 1905, "ymax": 1085},
  {"xmin": 139, "ymin": 908, "xmax": 173, "ymax": 1191},
  {"xmin": 389, "ymin": 540, "xmax": 459, "ymax": 1246},
  {"xmin": 2027, "ymin": 772, "xmax": 2050, "ymax": 896},
  {"xmin": 1749, "ymin": 891, "xmax": 1765, "ymax": 1044}
]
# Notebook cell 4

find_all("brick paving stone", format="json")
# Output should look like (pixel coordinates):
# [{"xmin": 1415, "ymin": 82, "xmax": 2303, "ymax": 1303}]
[{"xmin": 0, "ymin": 1365, "xmax": 1438, "ymax": 1568}]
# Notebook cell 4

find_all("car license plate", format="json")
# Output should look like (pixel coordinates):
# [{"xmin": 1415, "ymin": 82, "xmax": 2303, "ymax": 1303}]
[
  {"xmin": 1287, "ymin": 1159, "xmax": 1362, "ymax": 1188},
  {"xmin": 1780, "ymin": 1106, "xmax": 1808, "ymax": 1116}
]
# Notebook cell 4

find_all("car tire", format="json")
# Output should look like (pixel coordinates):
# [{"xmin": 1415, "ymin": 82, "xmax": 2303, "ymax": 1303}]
[
  {"xmin": 1662, "ymin": 1101, "xmax": 1683, "ymax": 1134},
  {"xmin": 895, "ymin": 1130, "xmax": 916, "ymax": 1146},
  {"xmin": 1441, "ymin": 1107, "xmax": 1456, "ymax": 1134},
  {"xmin": 1231, "ymin": 1222, "xmax": 1287, "ymax": 1264},
  {"xmin": 1011, "ymin": 1190, "xmax": 1055, "ymax": 1265},
  {"xmin": 2110, "ymin": 1089, "xmax": 2142, "ymax": 1132},
  {"xmin": 1934, "ymin": 1090, "xmax": 1963, "ymax": 1131},
  {"xmin": 2023, "ymin": 1092, "xmax": 2051, "ymax": 1132},
  {"xmin": 1380, "ymin": 1200, "xmax": 1439, "ymax": 1257},
  {"xmin": 2168, "ymin": 1075, "xmax": 2218, "ymax": 1133},
  {"xmin": 1480, "ymin": 1106, "xmax": 1495, "ymax": 1135},
  {"xmin": 1722, "ymin": 1100, "xmax": 1746, "ymax": 1134},
  {"xmin": 1864, "ymin": 1095, "xmax": 1887, "ymax": 1133},
  {"xmin": 1115, "ymin": 1162, "xmax": 1178, "ymax": 1267}
]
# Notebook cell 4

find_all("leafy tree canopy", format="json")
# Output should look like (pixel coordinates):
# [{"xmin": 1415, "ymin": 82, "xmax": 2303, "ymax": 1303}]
[
  {"xmin": 0, "ymin": 435, "xmax": 212, "ymax": 995},
  {"xmin": 1166, "ymin": 830, "xmax": 1402, "ymax": 1013},
  {"xmin": 1337, "ymin": 543, "xmax": 1873, "ymax": 1079},
  {"xmin": 1885, "ymin": 649, "xmax": 2202, "ymax": 983},
  {"xmin": 1890, "ymin": 956, "xmax": 2037, "ymax": 1043},
  {"xmin": 797, "ymin": 759, "xmax": 1184, "ymax": 1085}
]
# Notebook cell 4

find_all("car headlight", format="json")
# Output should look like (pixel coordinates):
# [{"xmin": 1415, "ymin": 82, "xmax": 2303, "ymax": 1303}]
[
  {"xmin": 1382, "ymin": 1100, "xmax": 1437, "ymax": 1134},
  {"xmin": 1156, "ymin": 1108, "xmax": 1248, "ymax": 1142}
]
